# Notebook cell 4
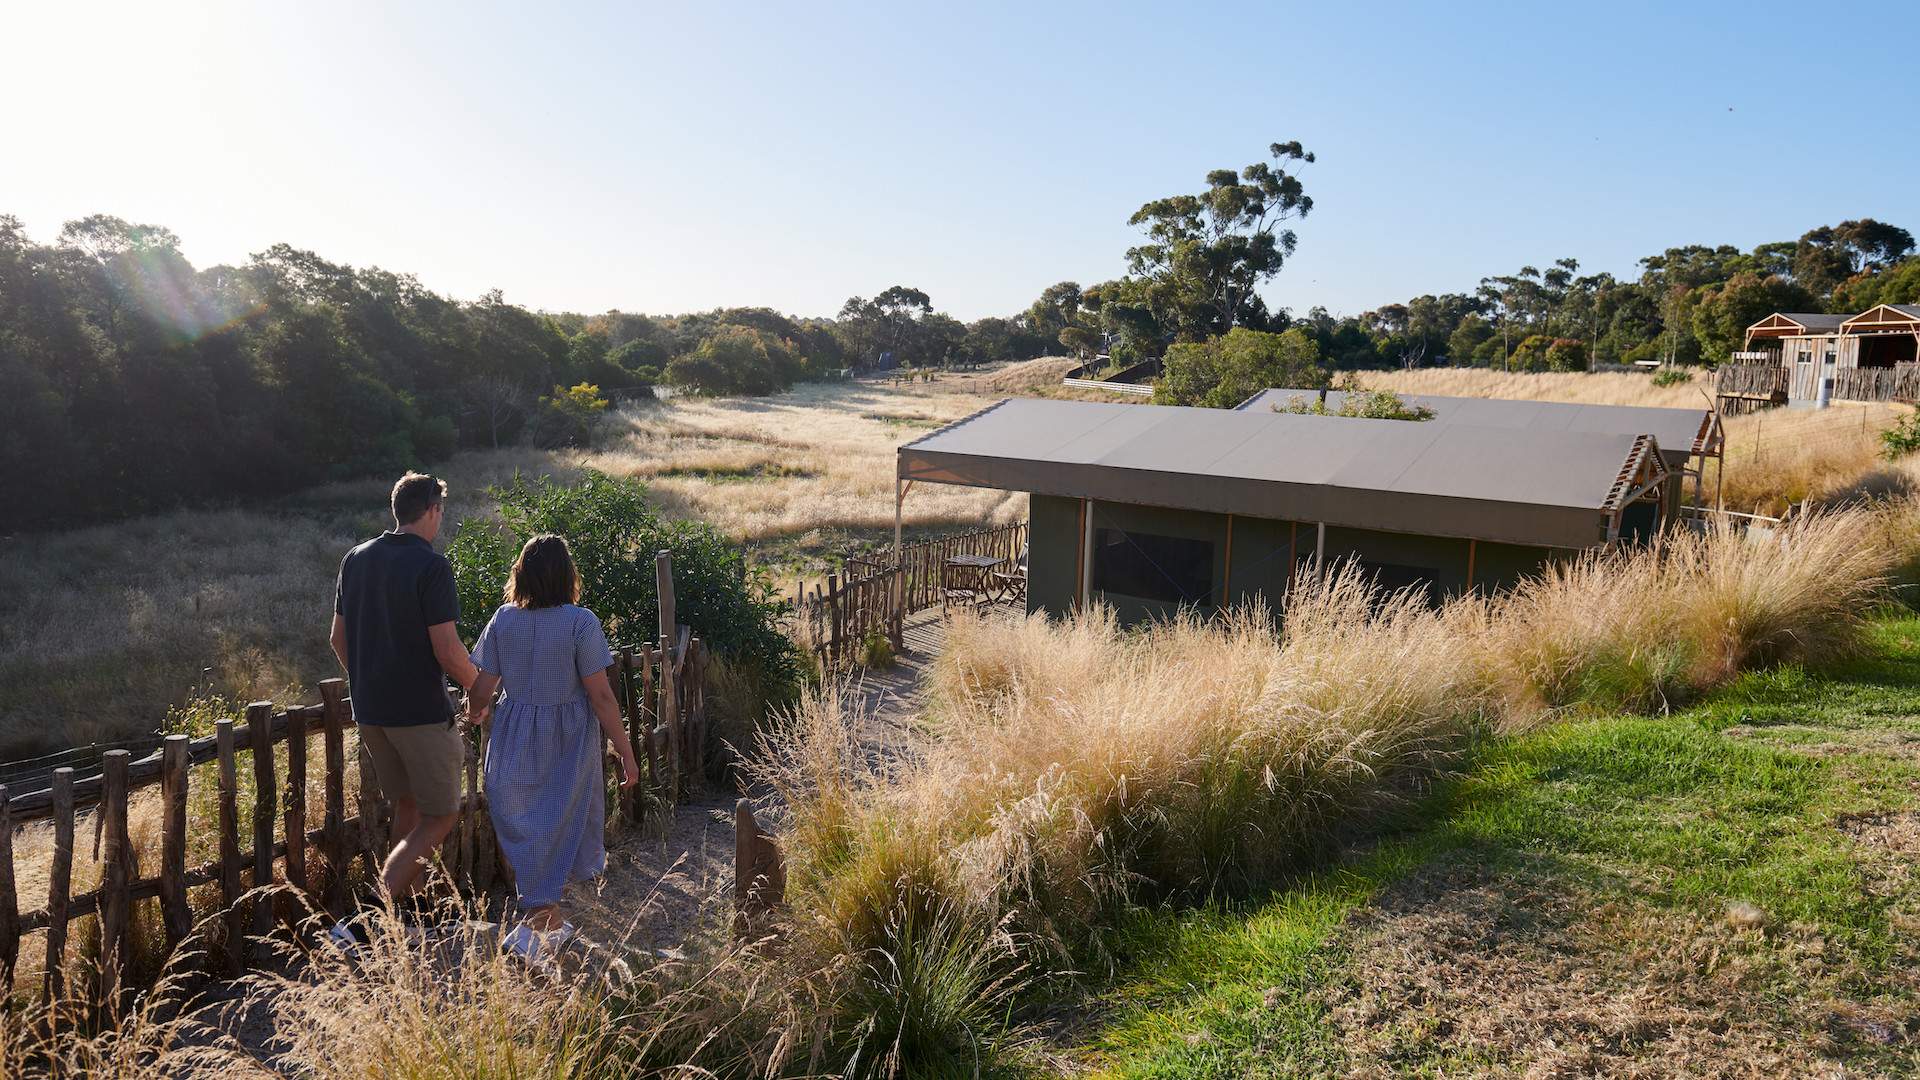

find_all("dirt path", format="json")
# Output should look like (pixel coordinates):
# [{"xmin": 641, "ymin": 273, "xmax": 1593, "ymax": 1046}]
[{"xmin": 567, "ymin": 607, "xmax": 948, "ymax": 953}]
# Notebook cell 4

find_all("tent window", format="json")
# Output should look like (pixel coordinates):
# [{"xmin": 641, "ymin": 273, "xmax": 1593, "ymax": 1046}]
[{"xmin": 1092, "ymin": 527, "xmax": 1212, "ymax": 605}]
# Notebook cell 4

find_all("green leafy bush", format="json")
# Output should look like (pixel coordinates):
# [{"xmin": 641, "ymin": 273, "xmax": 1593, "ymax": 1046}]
[
  {"xmin": 1883, "ymin": 410, "xmax": 1920, "ymax": 460},
  {"xmin": 1651, "ymin": 367, "xmax": 1692, "ymax": 387},
  {"xmin": 447, "ymin": 470, "xmax": 799, "ymax": 694},
  {"xmin": 1279, "ymin": 388, "xmax": 1434, "ymax": 421}
]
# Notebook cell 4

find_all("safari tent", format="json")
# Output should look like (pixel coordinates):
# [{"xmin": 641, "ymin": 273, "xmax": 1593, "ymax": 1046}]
[{"xmin": 895, "ymin": 397, "xmax": 1686, "ymax": 624}]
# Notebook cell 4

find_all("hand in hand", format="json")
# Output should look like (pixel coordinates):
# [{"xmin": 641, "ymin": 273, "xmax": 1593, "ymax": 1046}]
[{"xmin": 462, "ymin": 694, "xmax": 492, "ymax": 728}]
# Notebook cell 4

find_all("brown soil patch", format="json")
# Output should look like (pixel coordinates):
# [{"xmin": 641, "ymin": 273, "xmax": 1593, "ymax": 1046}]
[{"xmin": 1319, "ymin": 856, "xmax": 1915, "ymax": 1077}]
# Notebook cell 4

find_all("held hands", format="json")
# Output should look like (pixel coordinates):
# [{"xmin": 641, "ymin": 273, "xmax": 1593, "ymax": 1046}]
[{"xmin": 461, "ymin": 691, "xmax": 493, "ymax": 729}]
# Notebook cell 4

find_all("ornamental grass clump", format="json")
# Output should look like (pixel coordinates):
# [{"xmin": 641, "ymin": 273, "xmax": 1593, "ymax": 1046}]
[{"xmin": 1488, "ymin": 511, "xmax": 1897, "ymax": 720}]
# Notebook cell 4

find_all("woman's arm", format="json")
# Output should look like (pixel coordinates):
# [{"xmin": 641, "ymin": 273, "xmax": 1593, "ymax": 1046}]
[{"xmin": 581, "ymin": 668, "xmax": 641, "ymax": 787}]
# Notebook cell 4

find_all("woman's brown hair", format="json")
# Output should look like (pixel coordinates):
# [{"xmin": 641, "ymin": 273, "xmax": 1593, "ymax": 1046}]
[{"xmin": 505, "ymin": 534, "xmax": 582, "ymax": 609}]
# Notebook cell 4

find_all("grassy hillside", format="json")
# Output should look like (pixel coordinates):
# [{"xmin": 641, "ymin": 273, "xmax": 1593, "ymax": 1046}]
[{"xmin": 1081, "ymin": 613, "xmax": 1920, "ymax": 1077}]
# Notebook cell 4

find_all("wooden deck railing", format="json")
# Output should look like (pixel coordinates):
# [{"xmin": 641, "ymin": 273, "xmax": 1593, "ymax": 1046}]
[
  {"xmin": 1832, "ymin": 363, "xmax": 1920, "ymax": 403},
  {"xmin": 796, "ymin": 521, "xmax": 1027, "ymax": 670},
  {"xmin": 1715, "ymin": 362, "xmax": 1788, "ymax": 400}
]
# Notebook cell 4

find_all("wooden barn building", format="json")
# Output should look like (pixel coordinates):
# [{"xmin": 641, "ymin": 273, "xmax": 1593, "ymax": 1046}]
[
  {"xmin": 895, "ymin": 395, "xmax": 1717, "ymax": 624},
  {"xmin": 1728, "ymin": 304, "xmax": 1920, "ymax": 408}
]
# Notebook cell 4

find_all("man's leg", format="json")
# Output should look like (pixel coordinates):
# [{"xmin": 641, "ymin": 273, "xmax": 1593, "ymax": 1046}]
[
  {"xmin": 381, "ymin": 809, "xmax": 457, "ymax": 898},
  {"xmin": 389, "ymin": 796, "xmax": 420, "ymax": 851}
]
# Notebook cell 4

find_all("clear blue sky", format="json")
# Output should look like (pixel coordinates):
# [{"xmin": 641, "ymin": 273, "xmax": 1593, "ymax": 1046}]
[{"xmin": 6, "ymin": 1, "xmax": 1916, "ymax": 321}]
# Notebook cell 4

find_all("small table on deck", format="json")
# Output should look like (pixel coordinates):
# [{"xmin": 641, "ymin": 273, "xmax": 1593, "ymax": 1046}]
[{"xmin": 944, "ymin": 554, "xmax": 1010, "ymax": 608}]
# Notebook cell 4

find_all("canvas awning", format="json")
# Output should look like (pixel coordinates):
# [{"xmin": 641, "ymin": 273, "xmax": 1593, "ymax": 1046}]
[
  {"xmin": 898, "ymin": 399, "xmax": 1666, "ymax": 550},
  {"xmin": 1231, "ymin": 389, "xmax": 1718, "ymax": 466}
]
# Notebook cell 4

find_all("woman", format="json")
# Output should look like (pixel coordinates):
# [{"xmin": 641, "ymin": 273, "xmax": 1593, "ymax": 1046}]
[{"xmin": 466, "ymin": 534, "xmax": 640, "ymax": 965}]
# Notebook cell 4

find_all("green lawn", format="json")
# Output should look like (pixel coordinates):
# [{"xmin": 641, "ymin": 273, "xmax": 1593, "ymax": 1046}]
[{"xmin": 1075, "ymin": 613, "xmax": 1920, "ymax": 1077}]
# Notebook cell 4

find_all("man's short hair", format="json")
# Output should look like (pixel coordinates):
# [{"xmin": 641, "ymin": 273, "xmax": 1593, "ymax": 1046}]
[{"xmin": 391, "ymin": 472, "xmax": 448, "ymax": 526}]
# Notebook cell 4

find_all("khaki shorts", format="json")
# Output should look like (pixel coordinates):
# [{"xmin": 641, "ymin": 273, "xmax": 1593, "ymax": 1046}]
[{"xmin": 358, "ymin": 721, "xmax": 466, "ymax": 817}]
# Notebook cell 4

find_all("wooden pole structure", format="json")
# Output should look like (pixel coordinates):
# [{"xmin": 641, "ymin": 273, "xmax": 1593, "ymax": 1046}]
[
  {"xmin": 248, "ymin": 702, "xmax": 277, "ymax": 953},
  {"xmin": 43, "ymin": 767, "xmax": 74, "ymax": 1005},
  {"xmin": 284, "ymin": 705, "xmax": 308, "ymax": 894},
  {"xmin": 158, "ymin": 735, "xmax": 192, "ymax": 950},
  {"xmin": 655, "ymin": 550, "xmax": 679, "ymax": 799},
  {"xmin": 215, "ymin": 719, "xmax": 243, "ymax": 972},
  {"xmin": 98, "ymin": 749, "xmax": 132, "ymax": 1015},
  {"xmin": 319, "ymin": 679, "xmax": 350, "ymax": 912},
  {"xmin": 0, "ymin": 783, "xmax": 14, "ymax": 997}
]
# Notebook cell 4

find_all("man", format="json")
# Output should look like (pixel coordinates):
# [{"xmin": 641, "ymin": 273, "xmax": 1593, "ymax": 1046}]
[{"xmin": 328, "ymin": 472, "xmax": 477, "ymax": 946}]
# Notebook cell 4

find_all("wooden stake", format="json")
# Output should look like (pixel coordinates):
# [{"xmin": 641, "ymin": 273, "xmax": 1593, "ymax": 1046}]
[
  {"xmin": 159, "ymin": 735, "xmax": 192, "ymax": 950},
  {"xmin": 319, "ymin": 679, "xmax": 350, "ymax": 912},
  {"xmin": 44, "ymin": 767, "xmax": 74, "ymax": 1004},
  {"xmin": 285, "ymin": 706, "xmax": 308, "ymax": 894},
  {"xmin": 0, "ymin": 783, "xmax": 17, "ymax": 997},
  {"xmin": 215, "ymin": 719, "xmax": 243, "ymax": 973},
  {"xmin": 248, "ymin": 703, "xmax": 277, "ymax": 951},
  {"xmin": 98, "ymin": 750, "xmax": 132, "ymax": 1015}
]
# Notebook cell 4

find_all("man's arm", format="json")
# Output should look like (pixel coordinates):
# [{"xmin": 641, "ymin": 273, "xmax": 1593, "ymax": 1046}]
[
  {"xmin": 330, "ymin": 612, "xmax": 349, "ymax": 673},
  {"xmin": 427, "ymin": 621, "xmax": 479, "ymax": 691}
]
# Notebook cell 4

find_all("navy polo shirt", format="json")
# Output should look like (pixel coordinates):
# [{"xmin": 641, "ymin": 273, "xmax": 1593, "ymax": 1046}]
[{"xmin": 334, "ymin": 531, "xmax": 460, "ymax": 727}]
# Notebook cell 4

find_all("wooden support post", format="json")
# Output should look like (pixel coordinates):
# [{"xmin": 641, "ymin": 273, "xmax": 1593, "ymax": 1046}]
[
  {"xmin": 688, "ymin": 639, "xmax": 707, "ymax": 781},
  {"xmin": 159, "ymin": 735, "xmax": 192, "ymax": 950},
  {"xmin": 357, "ymin": 728, "xmax": 383, "ymax": 875},
  {"xmin": 617, "ymin": 651, "xmax": 639, "ymax": 823},
  {"xmin": 656, "ymin": 550, "xmax": 680, "ymax": 800},
  {"xmin": 474, "ymin": 723, "xmax": 495, "ymax": 892},
  {"xmin": 458, "ymin": 725, "xmax": 477, "ymax": 889},
  {"xmin": 43, "ymin": 768, "xmax": 74, "ymax": 1005},
  {"xmin": 98, "ymin": 749, "xmax": 132, "ymax": 1015},
  {"xmin": 248, "ymin": 703, "xmax": 277, "ymax": 952},
  {"xmin": 285, "ymin": 705, "xmax": 308, "ymax": 894},
  {"xmin": 640, "ymin": 646, "xmax": 661, "ymax": 786},
  {"xmin": 215, "ymin": 719, "xmax": 243, "ymax": 973},
  {"xmin": 0, "ymin": 784, "xmax": 16, "ymax": 997},
  {"xmin": 319, "ymin": 680, "xmax": 350, "ymax": 912},
  {"xmin": 732, "ymin": 799, "xmax": 785, "ymax": 941}
]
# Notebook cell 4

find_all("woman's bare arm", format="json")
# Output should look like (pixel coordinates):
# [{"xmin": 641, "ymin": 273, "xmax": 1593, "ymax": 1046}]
[{"xmin": 582, "ymin": 668, "xmax": 641, "ymax": 787}]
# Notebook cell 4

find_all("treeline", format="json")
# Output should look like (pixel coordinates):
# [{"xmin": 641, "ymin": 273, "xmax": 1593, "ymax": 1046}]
[
  {"xmin": 1022, "ymin": 206, "xmax": 1920, "ymax": 377},
  {"xmin": 0, "ymin": 216, "xmax": 1053, "ymax": 532}
]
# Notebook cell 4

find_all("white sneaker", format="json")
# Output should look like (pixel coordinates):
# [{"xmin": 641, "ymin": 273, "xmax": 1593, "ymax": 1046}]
[{"xmin": 502, "ymin": 921, "xmax": 576, "ymax": 975}]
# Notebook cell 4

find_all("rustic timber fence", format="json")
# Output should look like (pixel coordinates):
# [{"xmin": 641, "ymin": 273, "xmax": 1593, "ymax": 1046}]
[
  {"xmin": 1833, "ymin": 363, "xmax": 1920, "ymax": 403},
  {"xmin": 795, "ymin": 521, "xmax": 1028, "ymax": 670},
  {"xmin": 0, "ymin": 550, "xmax": 739, "ymax": 1013},
  {"xmin": 1715, "ymin": 362, "xmax": 1789, "ymax": 402}
]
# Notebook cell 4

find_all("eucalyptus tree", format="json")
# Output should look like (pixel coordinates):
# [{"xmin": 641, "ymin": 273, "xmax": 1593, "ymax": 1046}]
[{"xmin": 1124, "ymin": 140, "xmax": 1316, "ymax": 341}]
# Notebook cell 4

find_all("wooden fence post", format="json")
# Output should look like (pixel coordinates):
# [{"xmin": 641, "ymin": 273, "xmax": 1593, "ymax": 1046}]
[
  {"xmin": 0, "ymin": 783, "xmax": 16, "ymax": 997},
  {"xmin": 43, "ymin": 767, "xmax": 74, "ymax": 1005},
  {"xmin": 159, "ymin": 735, "xmax": 192, "ymax": 951},
  {"xmin": 732, "ymin": 799, "xmax": 785, "ymax": 940},
  {"xmin": 319, "ymin": 680, "xmax": 350, "ymax": 913},
  {"xmin": 248, "ymin": 703, "xmax": 277, "ymax": 952},
  {"xmin": 98, "ymin": 749, "xmax": 132, "ymax": 1016},
  {"xmin": 357, "ymin": 729, "xmax": 384, "ymax": 876},
  {"xmin": 656, "ymin": 551, "xmax": 680, "ymax": 801},
  {"xmin": 285, "ymin": 706, "xmax": 308, "ymax": 895},
  {"xmin": 215, "ymin": 719, "xmax": 243, "ymax": 973},
  {"xmin": 474, "ymin": 722, "xmax": 495, "ymax": 892},
  {"xmin": 616, "ymin": 651, "xmax": 638, "ymax": 823}
]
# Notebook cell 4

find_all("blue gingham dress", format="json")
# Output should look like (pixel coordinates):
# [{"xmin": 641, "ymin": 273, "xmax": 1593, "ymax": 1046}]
[{"xmin": 471, "ymin": 603, "xmax": 615, "ymax": 909}]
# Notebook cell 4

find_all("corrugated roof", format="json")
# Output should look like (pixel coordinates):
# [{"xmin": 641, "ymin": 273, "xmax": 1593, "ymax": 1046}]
[
  {"xmin": 1778, "ymin": 312, "xmax": 1849, "ymax": 331},
  {"xmin": 1230, "ymin": 389, "xmax": 1715, "ymax": 462},
  {"xmin": 899, "ymin": 398, "xmax": 1655, "ymax": 549}
]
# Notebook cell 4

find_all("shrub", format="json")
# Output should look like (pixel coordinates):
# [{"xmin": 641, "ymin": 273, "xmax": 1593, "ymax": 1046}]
[
  {"xmin": 1279, "ymin": 388, "xmax": 1435, "ymax": 421},
  {"xmin": 665, "ymin": 325, "xmax": 802, "ymax": 397},
  {"xmin": 447, "ymin": 470, "xmax": 799, "ymax": 697},
  {"xmin": 1154, "ymin": 327, "xmax": 1326, "ymax": 408},
  {"xmin": 1882, "ymin": 409, "xmax": 1920, "ymax": 460},
  {"xmin": 1651, "ymin": 366, "xmax": 1692, "ymax": 388},
  {"xmin": 534, "ymin": 382, "xmax": 610, "ymax": 448},
  {"xmin": 859, "ymin": 627, "xmax": 895, "ymax": 669}
]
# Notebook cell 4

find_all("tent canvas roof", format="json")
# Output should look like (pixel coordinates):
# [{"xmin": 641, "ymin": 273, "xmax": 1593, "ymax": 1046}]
[
  {"xmin": 1231, "ymin": 389, "xmax": 1717, "ymax": 464},
  {"xmin": 899, "ymin": 398, "xmax": 1658, "ymax": 550}
]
